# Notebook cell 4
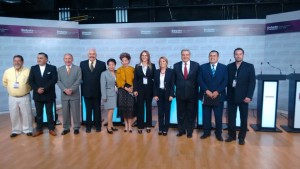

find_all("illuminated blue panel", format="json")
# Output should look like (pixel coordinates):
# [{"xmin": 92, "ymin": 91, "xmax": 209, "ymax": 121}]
[
  {"xmin": 169, "ymin": 98, "xmax": 177, "ymax": 124},
  {"xmin": 81, "ymin": 96, "xmax": 94, "ymax": 122},
  {"xmin": 144, "ymin": 101, "xmax": 146, "ymax": 123},
  {"xmin": 197, "ymin": 100, "xmax": 203, "ymax": 125},
  {"xmin": 236, "ymin": 107, "xmax": 241, "ymax": 127},
  {"xmin": 42, "ymin": 102, "xmax": 56, "ymax": 122},
  {"xmin": 112, "ymin": 107, "xmax": 121, "ymax": 123}
]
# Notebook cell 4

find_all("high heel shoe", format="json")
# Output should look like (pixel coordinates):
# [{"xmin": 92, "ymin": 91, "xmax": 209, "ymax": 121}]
[
  {"xmin": 146, "ymin": 128, "xmax": 151, "ymax": 133},
  {"xmin": 129, "ymin": 129, "xmax": 132, "ymax": 133},
  {"xmin": 107, "ymin": 128, "xmax": 113, "ymax": 134},
  {"xmin": 138, "ymin": 129, "xmax": 142, "ymax": 134},
  {"xmin": 111, "ymin": 127, "xmax": 118, "ymax": 131}
]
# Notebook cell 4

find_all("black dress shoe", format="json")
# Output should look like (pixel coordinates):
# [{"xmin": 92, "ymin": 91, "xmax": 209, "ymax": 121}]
[
  {"xmin": 74, "ymin": 130, "xmax": 79, "ymax": 134},
  {"xmin": 163, "ymin": 132, "xmax": 167, "ymax": 136},
  {"xmin": 239, "ymin": 139, "xmax": 245, "ymax": 145},
  {"xmin": 111, "ymin": 127, "xmax": 118, "ymax": 131},
  {"xmin": 86, "ymin": 129, "xmax": 91, "ymax": 133},
  {"xmin": 138, "ymin": 129, "xmax": 142, "ymax": 134},
  {"xmin": 187, "ymin": 134, "xmax": 192, "ymax": 138},
  {"xmin": 26, "ymin": 132, "xmax": 33, "ymax": 136},
  {"xmin": 10, "ymin": 133, "xmax": 19, "ymax": 138},
  {"xmin": 225, "ymin": 137, "xmax": 236, "ymax": 142},
  {"xmin": 96, "ymin": 128, "xmax": 101, "ymax": 132},
  {"xmin": 200, "ymin": 134, "xmax": 210, "ymax": 139},
  {"xmin": 176, "ymin": 132, "xmax": 185, "ymax": 137},
  {"xmin": 61, "ymin": 130, "xmax": 70, "ymax": 135},
  {"xmin": 158, "ymin": 131, "xmax": 163, "ymax": 135},
  {"xmin": 146, "ymin": 128, "xmax": 151, "ymax": 133},
  {"xmin": 216, "ymin": 136, "xmax": 224, "ymax": 141}
]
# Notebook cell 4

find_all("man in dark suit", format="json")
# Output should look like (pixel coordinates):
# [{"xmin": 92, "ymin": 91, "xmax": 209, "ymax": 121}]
[
  {"xmin": 198, "ymin": 50, "xmax": 228, "ymax": 141},
  {"xmin": 173, "ymin": 49, "xmax": 200, "ymax": 138},
  {"xmin": 29, "ymin": 52, "xmax": 58, "ymax": 137},
  {"xmin": 80, "ymin": 48, "xmax": 106, "ymax": 133},
  {"xmin": 226, "ymin": 48, "xmax": 256, "ymax": 145}
]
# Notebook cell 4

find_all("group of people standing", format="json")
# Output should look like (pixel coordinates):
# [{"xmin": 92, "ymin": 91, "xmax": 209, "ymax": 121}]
[{"xmin": 2, "ymin": 47, "xmax": 255, "ymax": 145}]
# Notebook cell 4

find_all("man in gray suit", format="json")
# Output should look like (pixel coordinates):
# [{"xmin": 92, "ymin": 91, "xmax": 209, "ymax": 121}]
[{"xmin": 57, "ymin": 53, "xmax": 82, "ymax": 135}]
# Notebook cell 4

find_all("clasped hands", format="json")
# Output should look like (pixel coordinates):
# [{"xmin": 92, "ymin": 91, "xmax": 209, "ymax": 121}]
[
  {"xmin": 206, "ymin": 90, "xmax": 219, "ymax": 99},
  {"xmin": 124, "ymin": 86, "xmax": 133, "ymax": 93},
  {"xmin": 63, "ymin": 88, "xmax": 73, "ymax": 95}
]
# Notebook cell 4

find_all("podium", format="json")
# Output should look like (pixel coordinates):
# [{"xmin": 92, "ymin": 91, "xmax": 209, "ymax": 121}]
[
  {"xmin": 250, "ymin": 74, "xmax": 286, "ymax": 132},
  {"xmin": 281, "ymin": 74, "xmax": 300, "ymax": 132}
]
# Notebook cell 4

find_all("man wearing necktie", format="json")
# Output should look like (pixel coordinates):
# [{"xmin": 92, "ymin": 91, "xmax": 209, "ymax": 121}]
[
  {"xmin": 173, "ymin": 49, "xmax": 200, "ymax": 138},
  {"xmin": 57, "ymin": 53, "xmax": 82, "ymax": 135},
  {"xmin": 80, "ymin": 49, "xmax": 106, "ymax": 133},
  {"xmin": 198, "ymin": 50, "xmax": 228, "ymax": 141}
]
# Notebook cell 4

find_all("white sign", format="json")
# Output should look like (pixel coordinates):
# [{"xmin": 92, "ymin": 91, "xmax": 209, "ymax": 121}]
[
  {"xmin": 261, "ymin": 81, "xmax": 278, "ymax": 128},
  {"xmin": 294, "ymin": 82, "xmax": 300, "ymax": 128}
]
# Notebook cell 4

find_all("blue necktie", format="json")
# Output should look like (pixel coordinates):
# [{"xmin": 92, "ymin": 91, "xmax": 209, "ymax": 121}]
[{"xmin": 212, "ymin": 64, "xmax": 215, "ymax": 76}]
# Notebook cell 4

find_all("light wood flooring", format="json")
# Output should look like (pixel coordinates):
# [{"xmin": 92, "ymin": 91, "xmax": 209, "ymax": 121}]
[{"xmin": 0, "ymin": 108, "xmax": 300, "ymax": 169}]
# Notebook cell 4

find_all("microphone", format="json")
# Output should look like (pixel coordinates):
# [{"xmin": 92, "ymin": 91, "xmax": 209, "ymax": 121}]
[
  {"xmin": 290, "ymin": 64, "xmax": 296, "ymax": 74},
  {"xmin": 260, "ymin": 62, "xmax": 263, "ymax": 74},
  {"xmin": 267, "ymin": 62, "xmax": 281, "ymax": 74}
]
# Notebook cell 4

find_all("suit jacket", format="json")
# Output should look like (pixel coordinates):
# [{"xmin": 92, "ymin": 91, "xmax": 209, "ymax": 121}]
[
  {"xmin": 173, "ymin": 61, "xmax": 200, "ymax": 100},
  {"xmin": 80, "ymin": 59, "xmax": 106, "ymax": 98},
  {"xmin": 133, "ymin": 63, "xmax": 156, "ymax": 93},
  {"xmin": 100, "ymin": 70, "xmax": 117, "ymax": 100},
  {"xmin": 57, "ymin": 64, "xmax": 82, "ymax": 101},
  {"xmin": 227, "ymin": 61, "xmax": 256, "ymax": 103},
  {"xmin": 153, "ymin": 68, "xmax": 175, "ymax": 100},
  {"xmin": 198, "ymin": 62, "xmax": 228, "ymax": 102},
  {"xmin": 28, "ymin": 64, "xmax": 57, "ymax": 102}
]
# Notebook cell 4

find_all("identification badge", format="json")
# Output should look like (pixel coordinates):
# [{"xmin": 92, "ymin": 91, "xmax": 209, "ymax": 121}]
[
  {"xmin": 13, "ymin": 82, "xmax": 19, "ymax": 88},
  {"xmin": 143, "ymin": 77, "xmax": 148, "ymax": 85},
  {"xmin": 232, "ymin": 80, "xmax": 236, "ymax": 87}
]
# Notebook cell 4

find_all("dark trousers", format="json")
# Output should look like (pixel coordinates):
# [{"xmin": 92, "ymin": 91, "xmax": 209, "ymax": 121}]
[
  {"xmin": 176, "ymin": 98, "xmax": 197, "ymax": 135},
  {"xmin": 202, "ymin": 102, "xmax": 224, "ymax": 137},
  {"xmin": 35, "ymin": 101, "xmax": 55, "ymax": 131},
  {"xmin": 137, "ymin": 85, "xmax": 153, "ymax": 129},
  {"xmin": 227, "ymin": 101, "xmax": 249, "ymax": 140},
  {"xmin": 84, "ymin": 97, "xmax": 101, "ymax": 130},
  {"xmin": 157, "ymin": 89, "xmax": 171, "ymax": 132}
]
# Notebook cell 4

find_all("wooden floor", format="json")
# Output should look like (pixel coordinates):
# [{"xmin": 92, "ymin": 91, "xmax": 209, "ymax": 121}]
[{"xmin": 1, "ymin": 108, "xmax": 300, "ymax": 169}]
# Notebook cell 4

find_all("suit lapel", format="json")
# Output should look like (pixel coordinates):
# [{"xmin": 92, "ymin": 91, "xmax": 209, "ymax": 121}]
[
  {"xmin": 179, "ymin": 62, "xmax": 184, "ymax": 78},
  {"xmin": 42, "ymin": 64, "xmax": 49, "ymax": 78},
  {"xmin": 164, "ymin": 69, "xmax": 168, "ymax": 84},
  {"xmin": 187, "ymin": 62, "xmax": 193, "ymax": 79}
]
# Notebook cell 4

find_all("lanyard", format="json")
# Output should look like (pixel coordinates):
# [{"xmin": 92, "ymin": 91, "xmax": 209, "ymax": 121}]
[{"xmin": 15, "ymin": 68, "xmax": 23, "ymax": 82}]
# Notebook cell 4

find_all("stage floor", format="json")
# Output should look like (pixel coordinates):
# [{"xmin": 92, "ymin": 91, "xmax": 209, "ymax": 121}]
[{"xmin": 0, "ymin": 108, "xmax": 299, "ymax": 169}]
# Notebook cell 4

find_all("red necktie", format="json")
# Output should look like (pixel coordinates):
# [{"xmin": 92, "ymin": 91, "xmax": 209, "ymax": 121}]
[{"xmin": 184, "ymin": 62, "xmax": 188, "ymax": 80}]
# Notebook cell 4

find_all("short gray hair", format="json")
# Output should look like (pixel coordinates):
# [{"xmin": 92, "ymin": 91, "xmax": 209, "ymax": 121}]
[{"xmin": 181, "ymin": 49, "xmax": 191, "ymax": 55}]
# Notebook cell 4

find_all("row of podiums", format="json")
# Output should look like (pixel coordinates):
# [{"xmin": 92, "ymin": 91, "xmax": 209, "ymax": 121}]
[{"xmin": 42, "ymin": 73, "xmax": 300, "ymax": 133}]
